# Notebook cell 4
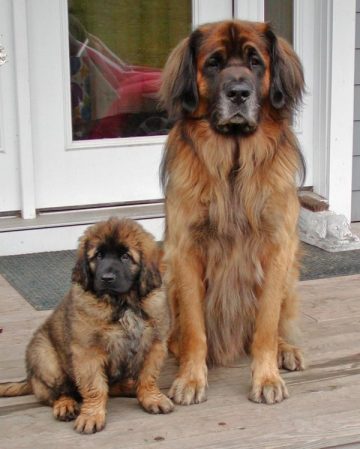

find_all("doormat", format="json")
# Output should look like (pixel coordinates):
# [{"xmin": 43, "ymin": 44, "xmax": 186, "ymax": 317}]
[{"xmin": 0, "ymin": 243, "xmax": 360, "ymax": 311}]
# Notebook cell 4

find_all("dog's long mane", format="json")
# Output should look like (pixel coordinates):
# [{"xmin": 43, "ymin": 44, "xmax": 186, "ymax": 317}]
[
  {"xmin": 160, "ymin": 21, "xmax": 305, "ymax": 366},
  {"xmin": 162, "ymin": 116, "xmax": 302, "ymax": 364}
]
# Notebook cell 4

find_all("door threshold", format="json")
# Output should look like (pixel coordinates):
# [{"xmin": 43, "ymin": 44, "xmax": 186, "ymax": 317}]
[
  {"xmin": 0, "ymin": 202, "xmax": 164, "ymax": 232},
  {"xmin": 0, "ymin": 203, "xmax": 165, "ymax": 256}
]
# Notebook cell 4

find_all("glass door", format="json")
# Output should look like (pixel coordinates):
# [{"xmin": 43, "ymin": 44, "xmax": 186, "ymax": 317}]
[
  {"xmin": 27, "ymin": 0, "xmax": 233, "ymax": 211},
  {"xmin": 69, "ymin": 0, "xmax": 192, "ymax": 141}
]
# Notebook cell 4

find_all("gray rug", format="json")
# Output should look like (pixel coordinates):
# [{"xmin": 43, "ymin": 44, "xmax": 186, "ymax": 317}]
[
  {"xmin": 0, "ymin": 250, "xmax": 75, "ymax": 310},
  {"xmin": 0, "ymin": 243, "xmax": 359, "ymax": 310}
]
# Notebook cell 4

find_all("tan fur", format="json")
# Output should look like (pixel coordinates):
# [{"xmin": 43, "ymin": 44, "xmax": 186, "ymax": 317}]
[
  {"xmin": 160, "ymin": 20, "xmax": 305, "ymax": 405},
  {"xmin": 0, "ymin": 218, "xmax": 173, "ymax": 433}
]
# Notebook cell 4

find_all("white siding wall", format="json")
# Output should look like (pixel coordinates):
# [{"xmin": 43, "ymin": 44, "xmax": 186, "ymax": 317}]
[{"xmin": 353, "ymin": 0, "xmax": 360, "ymax": 220}]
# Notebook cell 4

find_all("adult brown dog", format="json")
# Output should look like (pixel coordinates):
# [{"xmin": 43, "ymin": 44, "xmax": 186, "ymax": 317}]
[
  {"xmin": 0, "ymin": 218, "xmax": 173, "ymax": 433},
  {"xmin": 160, "ymin": 20, "xmax": 305, "ymax": 406}
]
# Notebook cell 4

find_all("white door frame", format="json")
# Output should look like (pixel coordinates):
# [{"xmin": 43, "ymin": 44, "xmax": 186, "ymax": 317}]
[
  {"xmin": 13, "ymin": 0, "xmax": 36, "ymax": 219},
  {"xmin": 0, "ymin": 0, "xmax": 28, "ymax": 216}
]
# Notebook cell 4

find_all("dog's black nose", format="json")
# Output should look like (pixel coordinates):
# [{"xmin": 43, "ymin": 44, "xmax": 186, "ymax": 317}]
[
  {"xmin": 101, "ymin": 272, "xmax": 116, "ymax": 283},
  {"xmin": 225, "ymin": 82, "xmax": 251, "ymax": 104}
]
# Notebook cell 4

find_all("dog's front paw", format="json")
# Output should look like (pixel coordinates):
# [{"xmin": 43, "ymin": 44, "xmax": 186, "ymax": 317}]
[
  {"xmin": 74, "ymin": 411, "xmax": 106, "ymax": 434},
  {"xmin": 168, "ymin": 363, "xmax": 208, "ymax": 405},
  {"xmin": 139, "ymin": 391, "xmax": 174, "ymax": 414},
  {"xmin": 249, "ymin": 373, "xmax": 289, "ymax": 405},
  {"xmin": 53, "ymin": 396, "xmax": 79, "ymax": 422}
]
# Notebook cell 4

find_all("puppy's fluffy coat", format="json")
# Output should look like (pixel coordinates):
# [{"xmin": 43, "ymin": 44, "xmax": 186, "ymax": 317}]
[{"xmin": 0, "ymin": 218, "xmax": 173, "ymax": 433}]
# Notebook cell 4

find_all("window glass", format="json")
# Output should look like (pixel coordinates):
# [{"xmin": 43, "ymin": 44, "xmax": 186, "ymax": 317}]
[
  {"xmin": 264, "ymin": 0, "xmax": 293, "ymax": 45},
  {"xmin": 68, "ymin": 0, "xmax": 192, "ymax": 140}
]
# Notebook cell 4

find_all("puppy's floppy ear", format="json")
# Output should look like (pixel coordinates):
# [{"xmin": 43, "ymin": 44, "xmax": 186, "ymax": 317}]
[
  {"xmin": 159, "ymin": 31, "xmax": 201, "ymax": 119},
  {"xmin": 138, "ymin": 245, "xmax": 162, "ymax": 298},
  {"xmin": 266, "ymin": 27, "xmax": 304, "ymax": 114},
  {"xmin": 71, "ymin": 240, "xmax": 92, "ymax": 291}
]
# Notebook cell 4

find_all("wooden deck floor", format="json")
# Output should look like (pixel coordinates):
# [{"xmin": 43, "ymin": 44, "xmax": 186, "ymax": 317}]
[{"xmin": 1, "ymin": 273, "xmax": 360, "ymax": 449}]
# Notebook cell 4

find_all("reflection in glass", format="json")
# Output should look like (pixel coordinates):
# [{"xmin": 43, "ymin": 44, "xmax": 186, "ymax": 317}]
[
  {"xmin": 264, "ymin": 0, "xmax": 293, "ymax": 45},
  {"xmin": 68, "ymin": 0, "xmax": 191, "ymax": 140}
]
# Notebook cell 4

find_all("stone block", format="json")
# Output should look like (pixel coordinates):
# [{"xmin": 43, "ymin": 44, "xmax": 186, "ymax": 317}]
[{"xmin": 298, "ymin": 207, "xmax": 360, "ymax": 252}]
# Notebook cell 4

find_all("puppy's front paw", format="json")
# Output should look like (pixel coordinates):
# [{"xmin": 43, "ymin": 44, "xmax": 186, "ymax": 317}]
[
  {"xmin": 168, "ymin": 363, "xmax": 208, "ymax": 405},
  {"xmin": 53, "ymin": 396, "xmax": 79, "ymax": 422},
  {"xmin": 249, "ymin": 374, "xmax": 289, "ymax": 405},
  {"xmin": 74, "ymin": 411, "xmax": 106, "ymax": 434},
  {"xmin": 139, "ymin": 391, "xmax": 174, "ymax": 414}
]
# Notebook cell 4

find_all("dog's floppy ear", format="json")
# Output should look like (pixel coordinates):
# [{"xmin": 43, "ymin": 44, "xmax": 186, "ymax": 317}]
[
  {"xmin": 266, "ymin": 27, "xmax": 304, "ymax": 114},
  {"xmin": 138, "ymin": 245, "xmax": 162, "ymax": 298},
  {"xmin": 71, "ymin": 240, "xmax": 92, "ymax": 291},
  {"xmin": 159, "ymin": 31, "xmax": 200, "ymax": 119}
]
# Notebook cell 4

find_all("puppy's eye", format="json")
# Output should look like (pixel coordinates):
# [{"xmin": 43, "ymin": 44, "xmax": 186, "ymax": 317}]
[
  {"xmin": 96, "ymin": 251, "xmax": 104, "ymax": 260},
  {"xmin": 121, "ymin": 253, "xmax": 130, "ymax": 263}
]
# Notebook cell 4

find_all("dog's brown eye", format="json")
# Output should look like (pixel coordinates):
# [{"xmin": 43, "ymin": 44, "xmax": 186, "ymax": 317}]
[
  {"xmin": 249, "ymin": 54, "xmax": 261, "ymax": 68},
  {"xmin": 206, "ymin": 57, "xmax": 221, "ymax": 70}
]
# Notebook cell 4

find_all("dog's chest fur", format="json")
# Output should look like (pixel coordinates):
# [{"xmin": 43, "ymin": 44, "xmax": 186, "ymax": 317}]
[
  {"xmin": 202, "ymin": 195, "xmax": 263, "ymax": 366},
  {"xmin": 92, "ymin": 309, "xmax": 154, "ymax": 382},
  {"xmin": 165, "ymin": 122, "xmax": 299, "ymax": 366},
  {"xmin": 195, "ymin": 134, "xmax": 286, "ymax": 365}
]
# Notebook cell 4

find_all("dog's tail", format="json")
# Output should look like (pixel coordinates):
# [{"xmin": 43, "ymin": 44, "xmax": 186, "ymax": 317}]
[{"xmin": 0, "ymin": 380, "xmax": 32, "ymax": 397}]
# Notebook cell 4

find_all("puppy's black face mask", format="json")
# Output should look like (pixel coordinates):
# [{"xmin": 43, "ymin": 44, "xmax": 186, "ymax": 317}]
[
  {"xmin": 72, "ymin": 230, "xmax": 162, "ymax": 302},
  {"xmin": 92, "ymin": 243, "xmax": 138, "ymax": 297}
]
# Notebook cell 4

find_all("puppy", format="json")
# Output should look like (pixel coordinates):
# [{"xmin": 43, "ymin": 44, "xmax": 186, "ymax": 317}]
[{"xmin": 0, "ymin": 218, "xmax": 174, "ymax": 433}]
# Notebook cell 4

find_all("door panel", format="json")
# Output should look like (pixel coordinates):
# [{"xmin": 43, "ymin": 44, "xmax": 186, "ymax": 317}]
[
  {"xmin": 0, "ymin": 1, "xmax": 21, "ymax": 214},
  {"xmin": 28, "ymin": 0, "xmax": 233, "ymax": 210}
]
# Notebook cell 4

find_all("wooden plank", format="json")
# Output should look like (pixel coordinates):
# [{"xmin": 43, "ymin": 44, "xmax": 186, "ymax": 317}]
[
  {"xmin": 0, "ymin": 275, "xmax": 39, "ymax": 316},
  {"xmin": 299, "ymin": 275, "xmax": 360, "ymax": 322},
  {"xmin": 1, "ymin": 377, "xmax": 360, "ymax": 449},
  {"xmin": 1, "ymin": 275, "xmax": 360, "ymax": 448}
]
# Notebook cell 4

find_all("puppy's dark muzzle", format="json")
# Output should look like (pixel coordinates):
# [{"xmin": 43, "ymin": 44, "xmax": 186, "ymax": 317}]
[
  {"xmin": 98, "ymin": 271, "xmax": 122, "ymax": 294},
  {"xmin": 101, "ymin": 272, "xmax": 116, "ymax": 284}
]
